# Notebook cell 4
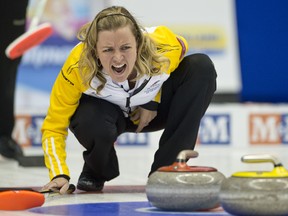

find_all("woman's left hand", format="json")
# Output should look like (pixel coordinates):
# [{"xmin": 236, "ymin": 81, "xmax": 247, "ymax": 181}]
[
  {"xmin": 41, "ymin": 177, "xmax": 70, "ymax": 195},
  {"xmin": 130, "ymin": 107, "xmax": 157, "ymax": 133}
]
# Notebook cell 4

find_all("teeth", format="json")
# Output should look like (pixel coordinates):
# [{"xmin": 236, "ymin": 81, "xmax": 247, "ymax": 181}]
[{"xmin": 113, "ymin": 64, "xmax": 124, "ymax": 68}]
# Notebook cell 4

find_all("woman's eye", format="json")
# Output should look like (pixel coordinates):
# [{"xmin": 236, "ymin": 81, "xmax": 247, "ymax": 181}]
[
  {"xmin": 121, "ymin": 46, "xmax": 131, "ymax": 50},
  {"xmin": 103, "ymin": 48, "xmax": 113, "ymax": 52}
]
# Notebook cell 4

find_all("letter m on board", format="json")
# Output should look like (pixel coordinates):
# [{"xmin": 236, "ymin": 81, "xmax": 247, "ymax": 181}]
[
  {"xmin": 249, "ymin": 114, "xmax": 282, "ymax": 144},
  {"xmin": 198, "ymin": 114, "xmax": 230, "ymax": 144}
]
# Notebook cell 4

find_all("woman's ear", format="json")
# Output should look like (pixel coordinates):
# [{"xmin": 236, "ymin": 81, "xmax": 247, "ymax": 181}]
[{"xmin": 96, "ymin": 57, "xmax": 102, "ymax": 67}]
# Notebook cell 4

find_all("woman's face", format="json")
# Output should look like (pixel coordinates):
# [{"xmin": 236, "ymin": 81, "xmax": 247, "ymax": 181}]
[{"xmin": 97, "ymin": 26, "xmax": 137, "ymax": 83}]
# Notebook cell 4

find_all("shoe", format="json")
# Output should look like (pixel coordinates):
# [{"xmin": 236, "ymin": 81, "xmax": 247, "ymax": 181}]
[
  {"xmin": 0, "ymin": 137, "xmax": 23, "ymax": 159},
  {"xmin": 77, "ymin": 172, "xmax": 104, "ymax": 192}
]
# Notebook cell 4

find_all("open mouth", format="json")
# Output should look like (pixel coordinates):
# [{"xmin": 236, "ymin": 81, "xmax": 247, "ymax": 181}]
[{"xmin": 112, "ymin": 64, "xmax": 126, "ymax": 74}]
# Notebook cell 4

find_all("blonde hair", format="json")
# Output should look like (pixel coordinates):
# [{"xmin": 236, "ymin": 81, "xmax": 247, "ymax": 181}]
[{"xmin": 77, "ymin": 6, "xmax": 169, "ymax": 93}]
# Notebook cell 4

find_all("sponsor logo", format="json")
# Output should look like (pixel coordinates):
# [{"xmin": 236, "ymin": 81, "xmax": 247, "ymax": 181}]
[
  {"xmin": 12, "ymin": 114, "xmax": 149, "ymax": 147},
  {"xmin": 249, "ymin": 114, "xmax": 288, "ymax": 144},
  {"xmin": 21, "ymin": 45, "xmax": 73, "ymax": 68},
  {"xmin": 21, "ymin": 35, "xmax": 78, "ymax": 68},
  {"xmin": 198, "ymin": 114, "xmax": 230, "ymax": 144},
  {"xmin": 170, "ymin": 25, "xmax": 226, "ymax": 55},
  {"xmin": 144, "ymin": 81, "xmax": 161, "ymax": 94},
  {"xmin": 13, "ymin": 115, "xmax": 45, "ymax": 147}
]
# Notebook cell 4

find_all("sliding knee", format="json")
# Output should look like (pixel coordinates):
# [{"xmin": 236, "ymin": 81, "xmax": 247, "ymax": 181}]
[{"xmin": 186, "ymin": 53, "xmax": 217, "ymax": 79}]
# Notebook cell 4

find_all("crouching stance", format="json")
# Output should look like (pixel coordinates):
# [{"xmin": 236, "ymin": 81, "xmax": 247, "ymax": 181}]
[{"xmin": 41, "ymin": 6, "xmax": 217, "ymax": 193}]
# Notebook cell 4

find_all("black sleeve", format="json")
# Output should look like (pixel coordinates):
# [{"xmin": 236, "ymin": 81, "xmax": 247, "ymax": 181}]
[
  {"xmin": 140, "ymin": 101, "xmax": 159, "ymax": 111},
  {"xmin": 52, "ymin": 174, "xmax": 70, "ymax": 181}
]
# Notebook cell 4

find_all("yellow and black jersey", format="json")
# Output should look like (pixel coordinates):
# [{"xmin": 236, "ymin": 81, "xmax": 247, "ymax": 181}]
[{"xmin": 42, "ymin": 25, "xmax": 188, "ymax": 180}]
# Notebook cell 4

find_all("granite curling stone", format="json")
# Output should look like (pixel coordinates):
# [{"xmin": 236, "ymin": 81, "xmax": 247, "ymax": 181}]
[
  {"xmin": 219, "ymin": 154, "xmax": 288, "ymax": 216},
  {"xmin": 146, "ymin": 150, "xmax": 226, "ymax": 211}
]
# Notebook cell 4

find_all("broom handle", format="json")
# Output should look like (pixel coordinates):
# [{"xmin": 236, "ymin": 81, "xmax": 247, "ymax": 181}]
[{"xmin": 29, "ymin": 0, "xmax": 48, "ymax": 30}]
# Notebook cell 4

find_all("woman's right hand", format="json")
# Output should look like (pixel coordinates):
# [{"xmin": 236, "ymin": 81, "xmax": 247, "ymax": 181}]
[{"xmin": 130, "ymin": 107, "xmax": 157, "ymax": 133}]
